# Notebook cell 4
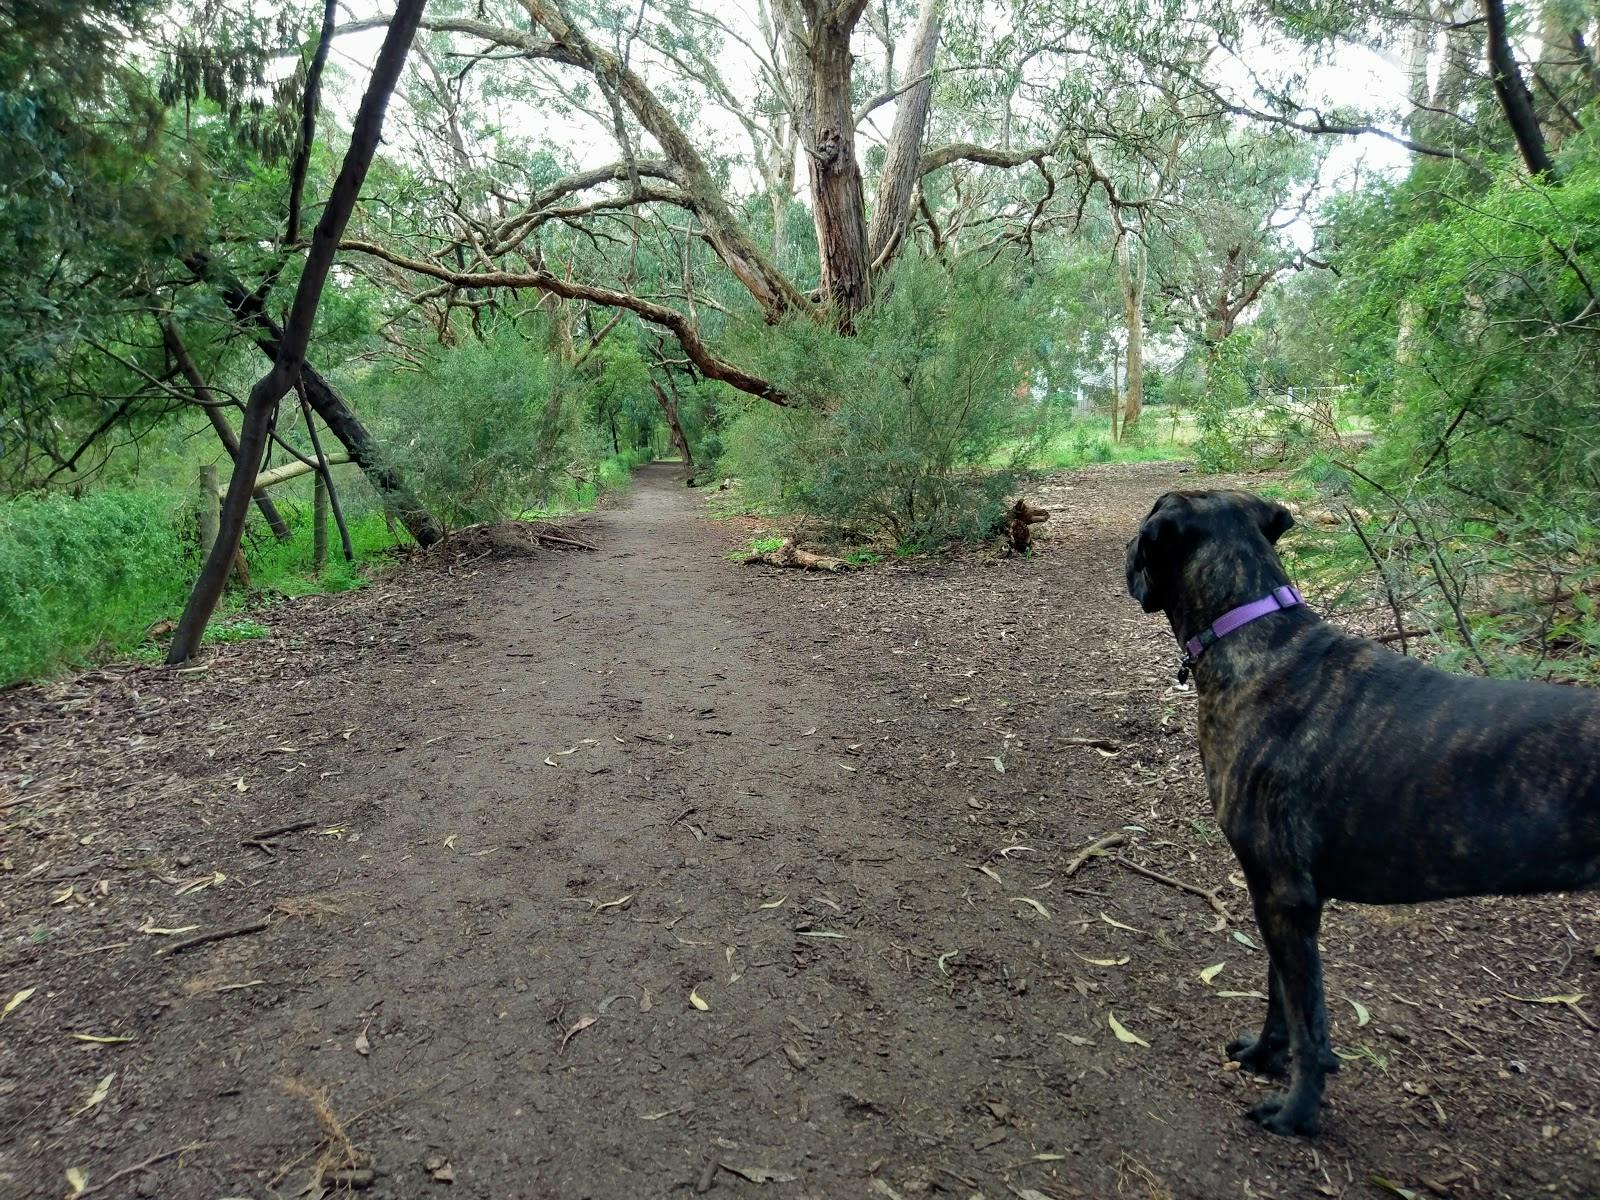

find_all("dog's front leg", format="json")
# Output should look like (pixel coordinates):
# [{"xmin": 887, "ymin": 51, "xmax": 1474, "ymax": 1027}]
[
  {"xmin": 1227, "ymin": 962, "xmax": 1288, "ymax": 1076},
  {"xmin": 1247, "ymin": 883, "xmax": 1330, "ymax": 1137}
]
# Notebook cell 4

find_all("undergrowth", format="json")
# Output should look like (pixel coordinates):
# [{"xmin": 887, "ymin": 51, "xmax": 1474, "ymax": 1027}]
[{"xmin": 0, "ymin": 447, "xmax": 651, "ymax": 686}]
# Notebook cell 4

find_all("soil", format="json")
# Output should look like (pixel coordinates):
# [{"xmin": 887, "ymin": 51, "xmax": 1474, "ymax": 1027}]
[{"xmin": 3, "ymin": 461, "xmax": 1598, "ymax": 1200}]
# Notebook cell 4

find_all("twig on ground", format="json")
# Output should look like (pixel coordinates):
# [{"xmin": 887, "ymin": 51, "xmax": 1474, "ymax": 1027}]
[
  {"xmin": 242, "ymin": 818, "xmax": 319, "ymax": 849},
  {"xmin": 79, "ymin": 1143, "xmax": 208, "ymax": 1195},
  {"xmin": 159, "ymin": 917, "xmax": 271, "ymax": 956},
  {"xmin": 1062, "ymin": 832, "xmax": 1127, "ymax": 878},
  {"xmin": 1109, "ymin": 854, "xmax": 1231, "ymax": 922},
  {"xmin": 537, "ymin": 532, "xmax": 598, "ymax": 551}
]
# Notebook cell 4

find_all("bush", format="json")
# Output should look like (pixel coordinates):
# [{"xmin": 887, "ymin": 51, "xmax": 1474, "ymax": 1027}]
[
  {"xmin": 0, "ymin": 489, "xmax": 191, "ymax": 683},
  {"xmin": 376, "ymin": 324, "xmax": 569, "ymax": 528},
  {"xmin": 717, "ymin": 253, "xmax": 1050, "ymax": 545}
]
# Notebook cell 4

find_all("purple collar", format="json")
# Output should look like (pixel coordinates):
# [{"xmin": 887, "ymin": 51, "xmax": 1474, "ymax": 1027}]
[{"xmin": 1184, "ymin": 585, "xmax": 1304, "ymax": 663}]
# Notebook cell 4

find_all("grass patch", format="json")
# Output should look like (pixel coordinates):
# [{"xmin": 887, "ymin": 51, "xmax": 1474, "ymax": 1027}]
[{"xmin": 1024, "ymin": 417, "xmax": 1191, "ymax": 471}]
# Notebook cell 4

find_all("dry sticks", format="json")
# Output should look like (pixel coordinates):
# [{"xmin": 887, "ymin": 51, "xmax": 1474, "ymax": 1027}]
[{"xmin": 1063, "ymin": 832, "xmax": 1233, "ymax": 924}]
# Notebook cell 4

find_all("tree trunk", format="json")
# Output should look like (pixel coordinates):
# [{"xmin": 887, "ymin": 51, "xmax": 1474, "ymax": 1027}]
[
  {"xmin": 186, "ymin": 253, "xmax": 442, "ymax": 547},
  {"xmin": 867, "ymin": 0, "xmax": 941, "ymax": 268},
  {"xmin": 167, "ymin": 0, "xmax": 428, "ymax": 665},
  {"xmin": 650, "ymin": 376, "xmax": 695, "ymax": 471},
  {"xmin": 1110, "ymin": 353, "xmax": 1121, "ymax": 441},
  {"xmin": 1483, "ymin": 0, "xmax": 1557, "ymax": 178},
  {"xmin": 805, "ymin": 4, "xmax": 873, "ymax": 325},
  {"xmin": 313, "ymin": 470, "xmax": 329, "ymax": 573},
  {"xmin": 1117, "ymin": 232, "xmax": 1146, "ymax": 434},
  {"xmin": 162, "ymin": 318, "xmax": 291, "ymax": 540}
]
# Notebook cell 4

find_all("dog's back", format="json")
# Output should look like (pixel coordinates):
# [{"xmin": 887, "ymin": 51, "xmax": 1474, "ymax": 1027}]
[{"xmin": 1203, "ymin": 621, "xmax": 1600, "ymax": 905}]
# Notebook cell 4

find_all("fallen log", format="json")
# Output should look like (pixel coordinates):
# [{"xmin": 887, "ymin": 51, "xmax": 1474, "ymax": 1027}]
[{"xmin": 741, "ymin": 538, "xmax": 847, "ymax": 572}]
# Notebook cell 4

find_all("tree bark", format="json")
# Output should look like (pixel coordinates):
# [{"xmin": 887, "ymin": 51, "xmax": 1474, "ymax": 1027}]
[
  {"xmin": 161, "ymin": 318, "xmax": 291, "ymax": 540},
  {"xmin": 167, "ymin": 0, "xmax": 428, "ymax": 665},
  {"xmin": 1483, "ymin": 0, "xmax": 1557, "ymax": 178},
  {"xmin": 867, "ymin": 0, "xmax": 941, "ymax": 268},
  {"xmin": 805, "ymin": 3, "xmax": 874, "ymax": 325},
  {"xmin": 1117, "ymin": 231, "xmax": 1146, "ymax": 434}
]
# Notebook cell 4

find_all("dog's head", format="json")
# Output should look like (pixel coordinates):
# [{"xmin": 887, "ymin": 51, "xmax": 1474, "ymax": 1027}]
[{"xmin": 1125, "ymin": 490, "xmax": 1295, "ymax": 615}]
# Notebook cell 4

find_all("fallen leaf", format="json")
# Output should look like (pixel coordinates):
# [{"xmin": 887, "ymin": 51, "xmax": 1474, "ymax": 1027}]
[
  {"xmin": 1506, "ymin": 992, "xmax": 1585, "ymax": 1005},
  {"xmin": 556, "ymin": 746, "xmax": 580, "ymax": 756},
  {"xmin": 52, "ymin": 886, "xmax": 74, "ymax": 904},
  {"xmin": 989, "ymin": 757, "xmax": 1006, "ymax": 773},
  {"xmin": 1072, "ymin": 951, "xmax": 1128, "ymax": 967},
  {"xmin": 1099, "ymin": 911, "xmax": 1143, "ymax": 933},
  {"xmin": 937, "ymin": 950, "xmax": 960, "ymax": 975},
  {"xmin": 68, "ymin": 1033, "xmax": 133, "ymax": 1045},
  {"xmin": 1033, "ymin": 1153, "xmax": 1067, "ymax": 1162},
  {"xmin": 1012, "ymin": 897, "xmax": 1050, "ymax": 919},
  {"xmin": 65, "ymin": 1167, "xmax": 87, "ymax": 1196},
  {"xmin": 74, "ymin": 1072, "xmax": 114, "ymax": 1116},
  {"xmin": 758, "ymin": 897, "xmax": 787, "ymax": 910},
  {"xmin": 689, "ymin": 988, "xmax": 710, "ymax": 1012},
  {"xmin": 3, "ymin": 987, "xmax": 35, "ymax": 1020},
  {"xmin": 1347, "ymin": 997, "xmax": 1371, "ymax": 1027},
  {"xmin": 997, "ymin": 845, "xmax": 1035, "ymax": 858},
  {"xmin": 976, "ymin": 864, "xmax": 1003, "ymax": 885},
  {"xmin": 1231, "ymin": 931, "xmax": 1261, "ymax": 950},
  {"xmin": 560, "ymin": 1015, "xmax": 598, "ymax": 1052},
  {"xmin": 543, "ymin": 756, "xmax": 557, "ymax": 767},
  {"xmin": 138, "ymin": 922, "xmax": 200, "ymax": 936},
  {"xmin": 1200, "ymin": 963, "xmax": 1226, "ymax": 985},
  {"xmin": 1216, "ymin": 990, "xmax": 1269, "ymax": 1000},
  {"xmin": 837, "ymin": 762, "xmax": 857, "ymax": 773},
  {"xmin": 1058, "ymin": 1034, "xmax": 1095, "ymax": 1046},
  {"xmin": 720, "ymin": 1164, "xmax": 798, "ymax": 1184},
  {"xmin": 354, "ymin": 1029, "xmax": 371, "ymax": 1056},
  {"xmin": 443, "ymin": 834, "xmax": 458, "ymax": 851},
  {"xmin": 594, "ymin": 894, "xmax": 633, "ymax": 912},
  {"xmin": 1108, "ymin": 1013, "xmax": 1150, "ymax": 1047},
  {"xmin": 797, "ymin": 929, "xmax": 849, "ymax": 939},
  {"xmin": 1369, "ymin": 1177, "xmax": 1419, "ymax": 1200}
]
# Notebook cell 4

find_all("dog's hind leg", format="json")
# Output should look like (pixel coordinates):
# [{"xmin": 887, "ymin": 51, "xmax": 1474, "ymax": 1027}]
[{"xmin": 1245, "ymin": 881, "xmax": 1332, "ymax": 1137}]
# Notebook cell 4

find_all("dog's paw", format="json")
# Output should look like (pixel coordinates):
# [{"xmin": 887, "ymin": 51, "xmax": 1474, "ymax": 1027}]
[
  {"xmin": 1248, "ymin": 1092, "xmax": 1320, "ymax": 1137},
  {"xmin": 1226, "ymin": 1032, "xmax": 1288, "ymax": 1077}
]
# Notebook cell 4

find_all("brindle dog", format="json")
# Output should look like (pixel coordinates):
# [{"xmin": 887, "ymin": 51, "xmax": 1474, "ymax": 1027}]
[{"xmin": 1126, "ymin": 489, "xmax": 1600, "ymax": 1136}]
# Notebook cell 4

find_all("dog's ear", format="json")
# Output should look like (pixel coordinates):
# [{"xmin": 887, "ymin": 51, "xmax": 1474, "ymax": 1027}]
[
  {"xmin": 1126, "ymin": 494, "xmax": 1192, "ymax": 614},
  {"xmin": 1251, "ymin": 496, "xmax": 1295, "ymax": 545}
]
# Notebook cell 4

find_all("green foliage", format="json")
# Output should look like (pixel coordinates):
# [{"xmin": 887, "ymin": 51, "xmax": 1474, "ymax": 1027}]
[
  {"xmin": 1293, "ymin": 154, "xmax": 1600, "ymax": 676},
  {"xmin": 719, "ymin": 254, "xmax": 1050, "ymax": 545},
  {"xmin": 375, "ymin": 324, "xmax": 567, "ymax": 529},
  {"xmin": 0, "ymin": 488, "xmax": 188, "ymax": 683}
]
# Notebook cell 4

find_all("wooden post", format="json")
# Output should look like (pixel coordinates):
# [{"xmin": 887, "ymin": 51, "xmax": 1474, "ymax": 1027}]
[
  {"xmin": 199, "ymin": 465, "xmax": 220, "ymax": 558},
  {"xmin": 313, "ymin": 470, "xmax": 328, "ymax": 573}
]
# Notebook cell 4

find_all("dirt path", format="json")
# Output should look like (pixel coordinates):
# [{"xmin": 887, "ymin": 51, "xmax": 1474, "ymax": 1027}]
[{"xmin": 3, "ymin": 463, "xmax": 1597, "ymax": 1200}]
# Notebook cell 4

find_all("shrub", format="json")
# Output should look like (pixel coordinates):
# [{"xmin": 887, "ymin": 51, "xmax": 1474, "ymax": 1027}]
[
  {"xmin": 376, "ymin": 323, "xmax": 568, "ymax": 528},
  {"xmin": 717, "ymin": 253, "xmax": 1049, "ymax": 545}
]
